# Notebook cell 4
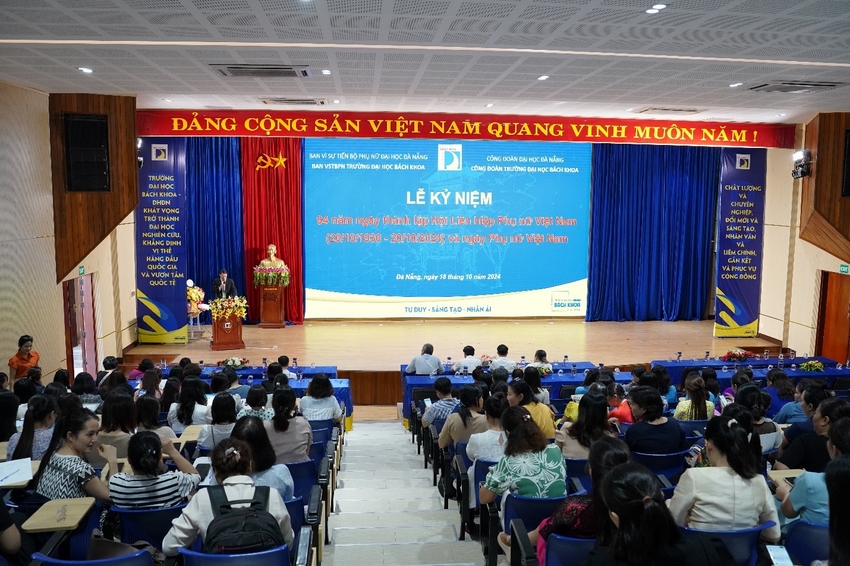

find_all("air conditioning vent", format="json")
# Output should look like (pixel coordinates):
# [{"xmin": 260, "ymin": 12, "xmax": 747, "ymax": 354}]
[
  {"xmin": 204, "ymin": 105, "xmax": 234, "ymax": 110},
  {"xmin": 631, "ymin": 107, "xmax": 705, "ymax": 115},
  {"xmin": 210, "ymin": 64, "xmax": 312, "ymax": 78},
  {"xmin": 259, "ymin": 98, "xmax": 328, "ymax": 106},
  {"xmin": 749, "ymin": 81, "xmax": 843, "ymax": 94}
]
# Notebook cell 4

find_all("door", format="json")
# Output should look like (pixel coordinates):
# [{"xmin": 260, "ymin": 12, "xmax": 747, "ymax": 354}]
[
  {"xmin": 818, "ymin": 271, "xmax": 850, "ymax": 363},
  {"xmin": 63, "ymin": 274, "xmax": 98, "ymax": 377}
]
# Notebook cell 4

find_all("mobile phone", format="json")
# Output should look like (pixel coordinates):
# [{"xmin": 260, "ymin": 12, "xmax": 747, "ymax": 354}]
[
  {"xmin": 424, "ymin": 398, "xmax": 432, "ymax": 407},
  {"xmin": 768, "ymin": 482, "xmax": 778, "ymax": 495},
  {"xmin": 785, "ymin": 476, "xmax": 796, "ymax": 486},
  {"xmin": 765, "ymin": 545, "xmax": 793, "ymax": 566}
]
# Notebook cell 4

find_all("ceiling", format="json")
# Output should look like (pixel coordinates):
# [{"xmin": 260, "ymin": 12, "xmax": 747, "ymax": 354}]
[{"xmin": 2, "ymin": 0, "xmax": 850, "ymax": 123}]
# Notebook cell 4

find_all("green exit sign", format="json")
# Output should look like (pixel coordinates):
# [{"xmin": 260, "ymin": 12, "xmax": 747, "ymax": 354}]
[
  {"xmin": 841, "ymin": 264, "xmax": 849, "ymax": 275},
  {"xmin": 78, "ymin": 265, "xmax": 85, "ymax": 276}
]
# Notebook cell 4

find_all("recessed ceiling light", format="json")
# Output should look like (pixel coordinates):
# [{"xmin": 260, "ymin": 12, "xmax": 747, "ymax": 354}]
[
  {"xmin": 164, "ymin": 99, "xmax": 172, "ymax": 102},
  {"xmin": 486, "ymin": 103, "xmax": 494, "ymax": 107},
  {"xmin": 775, "ymin": 113, "xmax": 786, "ymax": 116},
  {"xmin": 78, "ymin": 67, "xmax": 93, "ymax": 73},
  {"xmin": 333, "ymin": 99, "xmax": 340, "ymax": 104},
  {"xmin": 321, "ymin": 69, "xmax": 331, "ymax": 75},
  {"xmin": 652, "ymin": 4, "xmax": 667, "ymax": 9},
  {"xmin": 729, "ymin": 82, "xmax": 743, "ymax": 87},
  {"xmin": 646, "ymin": 8, "xmax": 659, "ymax": 13},
  {"xmin": 538, "ymin": 75, "xmax": 549, "ymax": 80}
]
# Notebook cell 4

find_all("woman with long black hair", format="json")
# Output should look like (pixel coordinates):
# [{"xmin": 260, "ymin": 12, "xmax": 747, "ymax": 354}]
[
  {"xmin": 6, "ymin": 394, "xmax": 56, "ymax": 461},
  {"xmin": 438, "ymin": 384, "xmax": 488, "ymax": 449},
  {"xmin": 167, "ymin": 376, "xmax": 211, "ymax": 435}
]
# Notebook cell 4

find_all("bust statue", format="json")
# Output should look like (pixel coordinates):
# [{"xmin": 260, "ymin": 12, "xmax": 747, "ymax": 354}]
[{"xmin": 259, "ymin": 244, "xmax": 287, "ymax": 269}]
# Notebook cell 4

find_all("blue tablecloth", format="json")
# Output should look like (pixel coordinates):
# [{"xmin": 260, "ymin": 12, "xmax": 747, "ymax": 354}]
[
  {"xmin": 400, "ymin": 363, "xmax": 630, "ymax": 419},
  {"xmin": 650, "ymin": 357, "xmax": 837, "ymax": 384},
  {"xmin": 199, "ymin": 366, "xmax": 338, "ymax": 380}
]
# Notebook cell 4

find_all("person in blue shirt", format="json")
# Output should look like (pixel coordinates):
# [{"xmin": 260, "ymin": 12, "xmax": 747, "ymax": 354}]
[
  {"xmin": 764, "ymin": 368, "xmax": 795, "ymax": 419},
  {"xmin": 774, "ymin": 379, "xmax": 812, "ymax": 425}
]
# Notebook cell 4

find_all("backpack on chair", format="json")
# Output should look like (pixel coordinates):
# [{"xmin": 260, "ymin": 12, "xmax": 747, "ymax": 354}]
[{"xmin": 203, "ymin": 485, "xmax": 287, "ymax": 555}]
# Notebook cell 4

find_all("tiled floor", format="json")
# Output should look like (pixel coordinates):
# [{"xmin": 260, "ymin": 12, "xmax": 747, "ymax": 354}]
[{"xmin": 326, "ymin": 421, "xmax": 485, "ymax": 566}]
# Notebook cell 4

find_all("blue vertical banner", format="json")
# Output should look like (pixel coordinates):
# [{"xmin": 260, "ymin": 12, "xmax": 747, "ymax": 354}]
[
  {"xmin": 136, "ymin": 138, "xmax": 188, "ymax": 344},
  {"xmin": 714, "ymin": 148, "xmax": 767, "ymax": 337}
]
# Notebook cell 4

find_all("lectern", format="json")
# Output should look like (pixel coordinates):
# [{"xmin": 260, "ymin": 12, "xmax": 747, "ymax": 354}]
[
  {"xmin": 211, "ymin": 313, "xmax": 246, "ymax": 351},
  {"xmin": 259, "ymin": 284, "xmax": 286, "ymax": 328}
]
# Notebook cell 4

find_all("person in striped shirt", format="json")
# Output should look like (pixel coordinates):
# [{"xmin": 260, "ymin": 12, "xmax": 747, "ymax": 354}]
[{"xmin": 108, "ymin": 431, "xmax": 201, "ymax": 509}]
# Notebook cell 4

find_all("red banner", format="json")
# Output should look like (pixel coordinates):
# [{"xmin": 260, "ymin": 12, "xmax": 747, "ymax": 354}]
[{"xmin": 137, "ymin": 110, "xmax": 795, "ymax": 148}]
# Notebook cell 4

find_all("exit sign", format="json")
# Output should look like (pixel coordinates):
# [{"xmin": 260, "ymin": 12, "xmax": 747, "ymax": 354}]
[
  {"xmin": 78, "ymin": 266, "xmax": 84, "ymax": 276},
  {"xmin": 841, "ymin": 264, "xmax": 849, "ymax": 275}
]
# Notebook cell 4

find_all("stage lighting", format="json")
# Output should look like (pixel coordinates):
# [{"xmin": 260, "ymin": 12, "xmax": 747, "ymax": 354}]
[{"xmin": 791, "ymin": 149, "xmax": 811, "ymax": 179}]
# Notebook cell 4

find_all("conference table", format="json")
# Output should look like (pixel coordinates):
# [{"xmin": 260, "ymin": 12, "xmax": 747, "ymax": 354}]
[
  {"xmin": 400, "ymin": 361, "xmax": 631, "ymax": 422},
  {"xmin": 650, "ymin": 356, "xmax": 839, "ymax": 384}
]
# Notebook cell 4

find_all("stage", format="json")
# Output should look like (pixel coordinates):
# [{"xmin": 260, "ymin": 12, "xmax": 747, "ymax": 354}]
[{"xmin": 126, "ymin": 319, "xmax": 774, "ymax": 405}]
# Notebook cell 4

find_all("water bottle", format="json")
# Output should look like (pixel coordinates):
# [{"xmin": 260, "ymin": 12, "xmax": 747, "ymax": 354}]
[
  {"xmin": 262, "ymin": 357, "xmax": 268, "ymax": 380},
  {"xmin": 563, "ymin": 355, "xmax": 568, "ymax": 365},
  {"xmin": 246, "ymin": 373, "xmax": 253, "ymax": 386},
  {"xmin": 520, "ymin": 355, "xmax": 526, "ymax": 368},
  {"xmin": 463, "ymin": 367, "xmax": 468, "ymax": 377},
  {"xmin": 764, "ymin": 349, "xmax": 770, "ymax": 360},
  {"xmin": 557, "ymin": 369, "xmax": 564, "ymax": 376},
  {"xmin": 160, "ymin": 357, "xmax": 167, "ymax": 370},
  {"xmin": 429, "ymin": 368, "xmax": 437, "ymax": 379},
  {"xmin": 598, "ymin": 363, "xmax": 604, "ymax": 371},
  {"xmin": 704, "ymin": 351, "xmax": 710, "ymax": 361},
  {"xmin": 676, "ymin": 351, "xmax": 682, "ymax": 362},
  {"xmin": 446, "ymin": 357, "xmax": 452, "ymax": 373},
  {"xmin": 614, "ymin": 367, "xmax": 620, "ymax": 374},
  {"xmin": 790, "ymin": 350, "xmax": 796, "ymax": 359},
  {"xmin": 778, "ymin": 354, "xmax": 784, "ymax": 369},
  {"xmin": 198, "ymin": 360, "xmax": 204, "ymax": 369},
  {"xmin": 292, "ymin": 358, "xmax": 298, "ymax": 371},
  {"xmin": 571, "ymin": 364, "xmax": 577, "ymax": 376},
  {"xmin": 454, "ymin": 370, "xmax": 461, "ymax": 377}
]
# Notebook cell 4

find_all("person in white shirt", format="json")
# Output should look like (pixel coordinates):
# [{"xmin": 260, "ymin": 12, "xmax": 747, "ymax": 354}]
[
  {"xmin": 197, "ymin": 393, "xmax": 237, "ymax": 449},
  {"xmin": 162, "ymin": 437, "xmax": 293, "ymax": 556},
  {"xmin": 404, "ymin": 343, "xmax": 443, "ymax": 375},
  {"xmin": 167, "ymin": 377, "xmax": 212, "ymax": 435},
  {"xmin": 300, "ymin": 374, "xmax": 343, "ymax": 423},
  {"xmin": 453, "ymin": 345, "xmax": 481, "ymax": 373},
  {"xmin": 489, "ymin": 344, "xmax": 516, "ymax": 373},
  {"xmin": 528, "ymin": 349, "xmax": 553, "ymax": 373}
]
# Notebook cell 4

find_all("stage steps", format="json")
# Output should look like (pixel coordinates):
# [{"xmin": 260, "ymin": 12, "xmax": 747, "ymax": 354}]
[{"xmin": 326, "ymin": 421, "xmax": 483, "ymax": 566}]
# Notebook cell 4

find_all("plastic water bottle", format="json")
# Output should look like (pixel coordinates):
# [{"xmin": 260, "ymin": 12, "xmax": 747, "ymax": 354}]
[
  {"xmin": 463, "ymin": 367, "xmax": 468, "ymax": 377},
  {"xmin": 160, "ymin": 357, "xmax": 167, "ymax": 370},
  {"xmin": 198, "ymin": 360, "xmax": 204, "ymax": 369},
  {"xmin": 520, "ymin": 355, "xmax": 526, "ymax": 368},
  {"xmin": 778, "ymin": 354, "xmax": 784, "ymax": 369},
  {"xmin": 598, "ymin": 363, "xmax": 604, "ymax": 371},
  {"xmin": 571, "ymin": 364, "xmax": 577, "ymax": 376},
  {"xmin": 563, "ymin": 355, "xmax": 568, "ymax": 365},
  {"xmin": 557, "ymin": 369, "xmax": 564, "ymax": 376},
  {"xmin": 676, "ymin": 351, "xmax": 682, "ymax": 362},
  {"xmin": 789, "ymin": 350, "xmax": 796, "ymax": 359},
  {"xmin": 262, "ymin": 358, "xmax": 268, "ymax": 380},
  {"xmin": 764, "ymin": 349, "xmax": 770, "ymax": 360},
  {"xmin": 429, "ymin": 368, "xmax": 437, "ymax": 379},
  {"xmin": 246, "ymin": 373, "xmax": 253, "ymax": 386},
  {"xmin": 704, "ymin": 351, "xmax": 710, "ymax": 361},
  {"xmin": 446, "ymin": 357, "xmax": 452, "ymax": 373},
  {"xmin": 292, "ymin": 358, "xmax": 298, "ymax": 371}
]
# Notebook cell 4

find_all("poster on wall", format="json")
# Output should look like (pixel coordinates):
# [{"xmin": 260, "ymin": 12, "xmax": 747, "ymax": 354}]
[
  {"xmin": 303, "ymin": 138, "xmax": 591, "ymax": 318},
  {"xmin": 135, "ymin": 138, "xmax": 188, "ymax": 343},
  {"xmin": 714, "ymin": 148, "xmax": 767, "ymax": 338}
]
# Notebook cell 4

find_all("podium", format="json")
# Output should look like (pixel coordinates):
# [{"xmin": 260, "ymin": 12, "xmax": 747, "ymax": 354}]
[
  {"xmin": 259, "ymin": 284, "xmax": 286, "ymax": 329},
  {"xmin": 211, "ymin": 314, "xmax": 245, "ymax": 351}
]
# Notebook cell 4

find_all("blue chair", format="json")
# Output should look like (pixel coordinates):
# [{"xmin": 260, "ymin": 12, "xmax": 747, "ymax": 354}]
[
  {"xmin": 785, "ymin": 520, "xmax": 829, "ymax": 566},
  {"xmin": 32, "ymin": 550, "xmax": 153, "ymax": 566},
  {"xmin": 311, "ymin": 427, "xmax": 331, "ymax": 444},
  {"xmin": 679, "ymin": 521, "xmax": 776, "ymax": 566},
  {"xmin": 286, "ymin": 459, "xmax": 319, "ymax": 502},
  {"xmin": 678, "ymin": 419, "xmax": 710, "ymax": 438},
  {"xmin": 547, "ymin": 533, "xmax": 596, "ymax": 566},
  {"xmin": 158, "ymin": 412, "xmax": 169, "ymax": 425},
  {"xmin": 308, "ymin": 419, "xmax": 334, "ymax": 432},
  {"xmin": 308, "ymin": 441, "xmax": 326, "ymax": 471},
  {"xmin": 473, "ymin": 458, "xmax": 498, "ymax": 509},
  {"xmin": 455, "ymin": 442, "xmax": 472, "ymax": 470},
  {"xmin": 631, "ymin": 449, "xmax": 691, "ymax": 481},
  {"xmin": 564, "ymin": 458, "xmax": 590, "ymax": 493},
  {"xmin": 550, "ymin": 398, "xmax": 568, "ymax": 417},
  {"xmin": 502, "ymin": 493, "xmax": 568, "ymax": 537},
  {"xmin": 178, "ymin": 545, "xmax": 289, "ymax": 566},
  {"xmin": 112, "ymin": 503, "xmax": 188, "ymax": 552}
]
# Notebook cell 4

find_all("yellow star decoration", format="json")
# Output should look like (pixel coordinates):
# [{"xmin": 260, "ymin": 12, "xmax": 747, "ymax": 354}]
[{"xmin": 255, "ymin": 152, "xmax": 287, "ymax": 171}]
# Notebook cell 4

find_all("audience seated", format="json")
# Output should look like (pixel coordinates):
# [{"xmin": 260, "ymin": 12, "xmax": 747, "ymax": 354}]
[
  {"xmin": 774, "ymin": 379, "xmax": 812, "ymax": 425},
  {"xmin": 479, "ymin": 406, "xmax": 566, "ymax": 506},
  {"xmin": 555, "ymin": 392, "xmax": 618, "ymax": 458},
  {"xmin": 167, "ymin": 376, "xmax": 212, "ymax": 435},
  {"xmin": 99, "ymin": 369, "xmax": 134, "ymax": 399},
  {"xmin": 583, "ymin": 463, "xmax": 736, "ymax": 566},
  {"xmin": 89, "ymin": 390, "xmax": 136, "ymax": 467},
  {"xmin": 701, "ymin": 368, "xmax": 720, "ymax": 403},
  {"xmin": 52, "ymin": 369, "xmax": 71, "ymax": 392},
  {"xmin": 159, "ymin": 377, "xmax": 180, "ymax": 412},
  {"xmin": 70, "ymin": 372, "xmax": 102, "ymax": 411},
  {"xmin": 134, "ymin": 369, "xmax": 163, "ymax": 401},
  {"xmin": 780, "ymin": 383, "xmax": 830, "ymax": 454},
  {"xmin": 575, "ymin": 369, "xmax": 599, "ymax": 396},
  {"xmin": 264, "ymin": 388, "xmax": 312, "ymax": 464},
  {"xmin": 225, "ymin": 368, "xmax": 251, "ymax": 399},
  {"xmin": 136, "ymin": 394, "xmax": 176, "ymax": 440},
  {"xmin": 96, "ymin": 355, "xmax": 119, "ymax": 387},
  {"xmin": 685, "ymin": 403, "xmax": 759, "ymax": 469},
  {"xmin": 490, "ymin": 344, "xmax": 516, "ymax": 373},
  {"xmin": 528, "ymin": 349, "xmax": 553, "ymax": 373},
  {"xmin": 673, "ymin": 374, "xmax": 713, "ymax": 421},
  {"xmin": 405, "ymin": 342, "xmax": 443, "ymax": 375},
  {"xmin": 667, "ymin": 416, "xmax": 780, "ymax": 543},
  {"xmin": 299, "ymin": 373, "xmax": 343, "ymax": 423},
  {"xmin": 775, "ymin": 416, "xmax": 850, "ymax": 527},
  {"xmin": 508, "ymin": 379, "xmax": 555, "ymax": 437},
  {"xmin": 623, "ymin": 386, "xmax": 687, "ymax": 454},
  {"xmin": 607, "ymin": 383, "xmax": 632, "ymax": 425},
  {"xmin": 763, "ymin": 368, "xmax": 795, "ymax": 419},
  {"xmin": 523, "ymin": 366, "xmax": 550, "ymax": 405},
  {"xmin": 421, "ymin": 377, "xmax": 459, "ymax": 429},
  {"xmin": 25, "ymin": 368, "xmax": 44, "ymax": 394},
  {"xmin": 452, "ymin": 345, "xmax": 481, "ymax": 373},
  {"xmin": 7, "ymin": 394, "xmax": 56, "ymax": 461},
  {"xmin": 438, "ymin": 384, "xmax": 488, "ymax": 449},
  {"xmin": 109, "ymin": 431, "xmax": 200, "ymax": 508},
  {"xmin": 466, "ymin": 393, "xmax": 508, "ymax": 462},
  {"xmin": 198, "ymin": 392, "xmax": 237, "ymax": 449},
  {"xmin": 264, "ymin": 362, "xmax": 284, "ymax": 392},
  {"xmin": 735, "ymin": 384, "xmax": 782, "ymax": 452},
  {"xmin": 776, "ymin": 397, "xmax": 850, "ymax": 473},
  {"xmin": 237, "ymin": 385, "xmax": 275, "ymax": 420},
  {"xmin": 721, "ymin": 371, "xmax": 750, "ymax": 407},
  {"xmin": 0, "ymin": 373, "xmax": 17, "ymax": 442},
  {"xmin": 822, "ymin": 452, "xmax": 850, "ymax": 566},
  {"xmin": 128, "ymin": 358, "xmax": 154, "ymax": 381},
  {"xmin": 13, "ymin": 378, "xmax": 36, "ymax": 419},
  {"xmin": 162, "ymin": 438, "xmax": 293, "ymax": 556},
  {"xmin": 649, "ymin": 365, "xmax": 677, "ymax": 406}
]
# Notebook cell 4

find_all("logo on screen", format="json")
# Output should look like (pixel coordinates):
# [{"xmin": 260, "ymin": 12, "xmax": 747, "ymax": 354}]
[
  {"xmin": 735, "ymin": 154, "xmax": 750, "ymax": 170},
  {"xmin": 438, "ymin": 144, "xmax": 462, "ymax": 171},
  {"xmin": 151, "ymin": 144, "xmax": 168, "ymax": 161},
  {"xmin": 552, "ymin": 291, "xmax": 581, "ymax": 311}
]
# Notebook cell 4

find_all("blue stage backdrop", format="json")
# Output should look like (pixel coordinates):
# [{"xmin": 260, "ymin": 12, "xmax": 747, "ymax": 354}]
[
  {"xmin": 136, "ymin": 138, "xmax": 188, "ymax": 343},
  {"xmin": 303, "ymin": 138, "xmax": 591, "ymax": 318},
  {"xmin": 714, "ymin": 148, "xmax": 767, "ymax": 337}
]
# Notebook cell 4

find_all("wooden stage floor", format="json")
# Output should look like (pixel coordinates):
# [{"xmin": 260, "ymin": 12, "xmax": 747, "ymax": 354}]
[{"xmin": 129, "ymin": 319, "xmax": 774, "ymax": 372}]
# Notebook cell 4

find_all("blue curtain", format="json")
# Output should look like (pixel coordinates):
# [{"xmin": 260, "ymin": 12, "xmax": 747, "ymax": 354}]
[
  {"xmin": 185, "ymin": 138, "xmax": 246, "ymax": 317},
  {"xmin": 587, "ymin": 144, "xmax": 721, "ymax": 321}
]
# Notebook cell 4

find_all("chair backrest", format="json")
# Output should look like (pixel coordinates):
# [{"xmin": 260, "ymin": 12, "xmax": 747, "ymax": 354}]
[
  {"xmin": 833, "ymin": 377, "xmax": 850, "ymax": 391},
  {"xmin": 558, "ymin": 385, "xmax": 577, "ymax": 399},
  {"xmin": 33, "ymin": 550, "xmax": 154, "ymax": 566},
  {"xmin": 158, "ymin": 411, "xmax": 169, "ymax": 425},
  {"xmin": 784, "ymin": 520, "xmax": 829, "ymax": 566},
  {"xmin": 550, "ymin": 398, "xmax": 568, "ymax": 416},
  {"xmin": 285, "ymin": 497, "xmax": 305, "ymax": 561},
  {"xmin": 432, "ymin": 418, "xmax": 447, "ymax": 435},
  {"xmin": 178, "ymin": 545, "xmax": 289, "ymax": 566},
  {"xmin": 503, "ymin": 493, "xmax": 568, "ymax": 536},
  {"xmin": 455, "ymin": 442, "xmax": 472, "ymax": 470},
  {"xmin": 112, "ymin": 503, "xmax": 188, "ymax": 552},
  {"xmin": 618, "ymin": 422, "xmax": 632, "ymax": 435},
  {"xmin": 546, "ymin": 534, "xmax": 596, "ymax": 566},
  {"xmin": 472, "ymin": 458, "xmax": 498, "ymax": 507},
  {"xmin": 308, "ymin": 441, "xmax": 326, "ymax": 471},
  {"xmin": 679, "ymin": 521, "xmax": 776, "ymax": 566},
  {"xmin": 412, "ymin": 388, "xmax": 439, "ymax": 404},
  {"xmin": 311, "ymin": 427, "xmax": 331, "ymax": 444},
  {"xmin": 631, "ymin": 449, "xmax": 691, "ymax": 480},
  {"xmin": 564, "ymin": 457, "xmax": 591, "ymax": 488},
  {"xmin": 285, "ymin": 460, "xmax": 317, "ymax": 502},
  {"xmin": 678, "ymin": 419, "xmax": 710, "ymax": 438},
  {"xmin": 307, "ymin": 419, "xmax": 334, "ymax": 432}
]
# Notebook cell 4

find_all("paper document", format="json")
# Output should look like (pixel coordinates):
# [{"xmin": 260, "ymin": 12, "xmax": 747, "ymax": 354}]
[{"xmin": 0, "ymin": 458, "xmax": 33, "ymax": 487}]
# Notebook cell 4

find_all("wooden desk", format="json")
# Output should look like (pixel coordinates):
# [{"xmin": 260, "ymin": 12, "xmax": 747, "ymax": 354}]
[
  {"xmin": 0, "ymin": 442, "xmax": 7, "ymax": 462},
  {"xmin": 22, "ymin": 497, "xmax": 95, "ymax": 534},
  {"xmin": 778, "ymin": 423, "xmax": 792, "ymax": 430},
  {"xmin": 6, "ymin": 460, "xmax": 40, "ymax": 489},
  {"xmin": 175, "ymin": 425, "xmax": 203, "ymax": 445},
  {"xmin": 100, "ymin": 458, "xmax": 129, "ymax": 478},
  {"xmin": 768, "ymin": 468, "xmax": 804, "ymax": 486}
]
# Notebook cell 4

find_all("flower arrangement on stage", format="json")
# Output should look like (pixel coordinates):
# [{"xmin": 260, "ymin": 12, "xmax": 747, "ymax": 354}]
[
  {"xmin": 479, "ymin": 354, "xmax": 493, "ymax": 366},
  {"xmin": 538, "ymin": 366, "xmax": 553, "ymax": 377},
  {"xmin": 217, "ymin": 357, "xmax": 249, "ymax": 370},
  {"xmin": 209, "ymin": 296, "xmax": 248, "ymax": 321},
  {"xmin": 253, "ymin": 266, "xmax": 290, "ymax": 287},
  {"xmin": 187, "ymin": 285, "xmax": 205, "ymax": 304},
  {"xmin": 800, "ymin": 360, "xmax": 825, "ymax": 372},
  {"xmin": 721, "ymin": 349, "xmax": 755, "ymax": 362}
]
